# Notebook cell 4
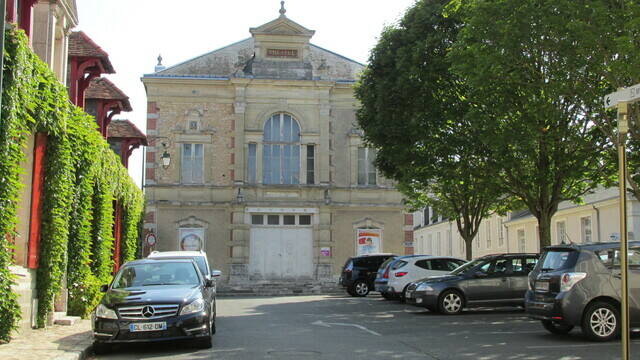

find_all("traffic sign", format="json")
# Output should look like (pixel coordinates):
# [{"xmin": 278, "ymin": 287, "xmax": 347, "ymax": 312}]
[
  {"xmin": 604, "ymin": 83, "xmax": 640, "ymax": 108},
  {"xmin": 145, "ymin": 233, "xmax": 157, "ymax": 247}
]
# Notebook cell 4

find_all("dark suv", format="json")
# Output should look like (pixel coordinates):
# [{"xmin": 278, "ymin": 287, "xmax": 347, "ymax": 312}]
[
  {"xmin": 406, "ymin": 253, "xmax": 539, "ymax": 314},
  {"xmin": 340, "ymin": 254, "xmax": 396, "ymax": 297},
  {"xmin": 525, "ymin": 241, "xmax": 640, "ymax": 341},
  {"xmin": 92, "ymin": 258, "xmax": 218, "ymax": 353}
]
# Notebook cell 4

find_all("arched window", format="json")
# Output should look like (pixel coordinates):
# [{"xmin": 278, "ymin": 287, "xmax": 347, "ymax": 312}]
[{"xmin": 263, "ymin": 113, "xmax": 300, "ymax": 184}]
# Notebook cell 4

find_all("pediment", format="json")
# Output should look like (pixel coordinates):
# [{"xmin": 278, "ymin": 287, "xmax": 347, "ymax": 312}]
[{"xmin": 250, "ymin": 16, "xmax": 315, "ymax": 38}]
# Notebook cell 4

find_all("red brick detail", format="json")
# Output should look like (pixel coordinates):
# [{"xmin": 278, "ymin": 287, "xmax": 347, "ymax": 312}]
[
  {"xmin": 230, "ymin": 119, "xmax": 235, "ymax": 131},
  {"xmin": 404, "ymin": 214, "xmax": 413, "ymax": 226},
  {"xmin": 27, "ymin": 133, "xmax": 47, "ymax": 269},
  {"xmin": 147, "ymin": 117, "xmax": 157, "ymax": 130},
  {"xmin": 404, "ymin": 230, "xmax": 413, "ymax": 242},
  {"xmin": 230, "ymin": 137, "xmax": 235, "ymax": 149},
  {"xmin": 146, "ymin": 168, "xmax": 155, "ymax": 180},
  {"xmin": 146, "ymin": 151, "xmax": 155, "ymax": 163},
  {"xmin": 144, "ymin": 211, "xmax": 155, "ymax": 223},
  {"xmin": 230, "ymin": 153, "xmax": 235, "ymax": 165},
  {"xmin": 147, "ymin": 102, "xmax": 158, "ymax": 114},
  {"xmin": 404, "ymin": 247, "xmax": 415, "ymax": 255},
  {"xmin": 230, "ymin": 169, "xmax": 235, "ymax": 180}
]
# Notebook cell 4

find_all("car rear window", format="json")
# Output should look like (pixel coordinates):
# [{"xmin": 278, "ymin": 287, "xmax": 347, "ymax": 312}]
[
  {"xmin": 391, "ymin": 260, "xmax": 407, "ymax": 270},
  {"xmin": 540, "ymin": 250, "xmax": 578, "ymax": 271},
  {"xmin": 379, "ymin": 257, "xmax": 396, "ymax": 272}
]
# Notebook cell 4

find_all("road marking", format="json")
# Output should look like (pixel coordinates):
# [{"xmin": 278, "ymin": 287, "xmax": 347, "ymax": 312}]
[
  {"xmin": 526, "ymin": 341, "xmax": 640, "ymax": 349},
  {"xmin": 311, "ymin": 320, "xmax": 381, "ymax": 336}
]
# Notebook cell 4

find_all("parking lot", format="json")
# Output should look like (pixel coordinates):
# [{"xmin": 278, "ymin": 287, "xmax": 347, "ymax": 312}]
[{"xmin": 89, "ymin": 294, "xmax": 639, "ymax": 359}]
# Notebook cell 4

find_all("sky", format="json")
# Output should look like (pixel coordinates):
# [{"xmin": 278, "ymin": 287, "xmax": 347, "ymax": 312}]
[{"xmin": 75, "ymin": 0, "xmax": 417, "ymax": 188}]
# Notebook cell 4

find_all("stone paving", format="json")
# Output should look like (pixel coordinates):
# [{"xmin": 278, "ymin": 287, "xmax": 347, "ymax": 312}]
[{"xmin": 0, "ymin": 319, "xmax": 93, "ymax": 360}]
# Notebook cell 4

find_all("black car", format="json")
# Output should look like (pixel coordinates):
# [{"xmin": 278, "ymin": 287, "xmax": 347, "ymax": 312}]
[
  {"xmin": 525, "ymin": 241, "xmax": 640, "ymax": 341},
  {"xmin": 406, "ymin": 253, "xmax": 539, "ymax": 314},
  {"xmin": 339, "ymin": 254, "xmax": 396, "ymax": 297},
  {"xmin": 92, "ymin": 258, "xmax": 218, "ymax": 353}
]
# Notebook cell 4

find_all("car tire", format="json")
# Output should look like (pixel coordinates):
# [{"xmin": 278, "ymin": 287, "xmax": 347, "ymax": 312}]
[
  {"xmin": 400, "ymin": 284, "xmax": 411, "ymax": 303},
  {"xmin": 92, "ymin": 342, "xmax": 111, "ymax": 355},
  {"xmin": 582, "ymin": 301, "xmax": 620, "ymax": 342},
  {"xmin": 438, "ymin": 290, "xmax": 464, "ymax": 315},
  {"xmin": 211, "ymin": 302, "xmax": 217, "ymax": 335},
  {"xmin": 541, "ymin": 320, "xmax": 574, "ymax": 335},
  {"xmin": 352, "ymin": 280, "xmax": 370, "ymax": 297}
]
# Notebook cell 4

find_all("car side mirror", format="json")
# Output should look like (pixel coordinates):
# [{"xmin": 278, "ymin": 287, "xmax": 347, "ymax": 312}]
[
  {"xmin": 205, "ymin": 279, "xmax": 215, "ymax": 288},
  {"xmin": 210, "ymin": 270, "xmax": 222, "ymax": 278},
  {"xmin": 100, "ymin": 284, "xmax": 109, "ymax": 292},
  {"xmin": 474, "ymin": 271, "xmax": 487, "ymax": 278}
]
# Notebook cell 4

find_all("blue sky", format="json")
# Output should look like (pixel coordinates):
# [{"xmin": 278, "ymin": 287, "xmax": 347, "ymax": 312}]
[{"xmin": 75, "ymin": 0, "xmax": 416, "ymax": 187}]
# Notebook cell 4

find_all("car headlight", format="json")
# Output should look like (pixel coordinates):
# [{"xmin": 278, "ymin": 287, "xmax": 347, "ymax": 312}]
[
  {"xmin": 416, "ymin": 283, "xmax": 434, "ymax": 292},
  {"xmin": 95, "ymin": 304, "xmax": 118, "ymax": 319},
  {"xmin": 180, "ymin": 298, "xmax": 205, "ymax": 315}
]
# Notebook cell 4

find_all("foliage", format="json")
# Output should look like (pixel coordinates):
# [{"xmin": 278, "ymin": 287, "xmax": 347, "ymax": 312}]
[
  {"xmin": 355, "ymin": 0, "xmax": 507, "ymax": 259},
  {"xmin": 448, "ymin": 0, "xmax": 637, "ymax": 247},
  {"xmin": 0, "ymin": 28, "xmax": 144, "ymax": 335}
]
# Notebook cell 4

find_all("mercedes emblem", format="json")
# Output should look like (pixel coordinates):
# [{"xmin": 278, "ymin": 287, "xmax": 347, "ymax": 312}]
[{"xmin": 142, "ymin": 306, "xmax": 155, "ymax": 318}]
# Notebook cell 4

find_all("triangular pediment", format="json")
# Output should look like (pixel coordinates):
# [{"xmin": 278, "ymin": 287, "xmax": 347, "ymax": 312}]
[{"xmin": 250, "ymin": 16, "xmax": 315, "ymax": 38}]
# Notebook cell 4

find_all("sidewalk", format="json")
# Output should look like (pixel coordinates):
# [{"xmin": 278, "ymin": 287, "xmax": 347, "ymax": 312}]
[{"xmin": 0, "ymin": 320, "xmax": 93, "ymax": 360}]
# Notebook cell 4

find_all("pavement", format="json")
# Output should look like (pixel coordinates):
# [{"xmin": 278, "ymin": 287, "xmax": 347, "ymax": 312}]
[{"xmin": 0, "ymin": 319, "xmax": 93, "ymax": 360}]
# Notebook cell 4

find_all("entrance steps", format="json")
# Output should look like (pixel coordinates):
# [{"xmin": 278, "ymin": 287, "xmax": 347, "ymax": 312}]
[
  {"xmin": 53, "ymin": 312, "xmax": 81, "ymax": 326},
  {"xmin": 217, "ymin": 280, "xmax": 344, "ymax": 297}
]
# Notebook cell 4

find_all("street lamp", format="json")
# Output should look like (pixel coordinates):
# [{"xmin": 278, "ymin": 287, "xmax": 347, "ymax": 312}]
[
  {"xmin": 604, "ymin": 83, "xmax": 640, "ymax": 360},
  {"xmin": 161, "ymin": 151, "xmax": 171, "ymax": 169}
]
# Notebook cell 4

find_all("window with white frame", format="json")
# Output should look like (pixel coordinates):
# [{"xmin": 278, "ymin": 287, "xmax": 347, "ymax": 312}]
[
  {"xmin": 556, "ymin": 221, "xmax": 567, "ymax": 244},
  {"xmin": 581, "ymin": 216, "xmax": 592, "ymax": 243},
  {"xmin": 263, "ymin": 113, "xmax": 300, "ymax": 185},
  {"xmin": 181, "ymin": 143, "xmax": 204, "ymax": 184},
  {"xmin": 518, "ymin": 229, "xmax": 526, "ymax": 252},
  {"xmin": 357, "ymin": 147, "xmax": 377, "ymax": 186},
  {"xmin": 306, "ymin": 144, "xmax": 315, "ymax": 184}
]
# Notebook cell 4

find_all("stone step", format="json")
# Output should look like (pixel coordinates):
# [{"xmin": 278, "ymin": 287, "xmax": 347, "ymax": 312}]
[{"xmin": 53, "ymin": 312, "xmax": 81, "ymax": 326}]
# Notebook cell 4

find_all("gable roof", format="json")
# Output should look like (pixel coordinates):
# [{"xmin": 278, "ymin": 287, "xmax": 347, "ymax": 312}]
[
  {"xmin": 107, "ymin": 120, "xmax": 147, "ymax": 145},
  {"xmin": 249, "ymin": 14, "xmax": 315, "ymax": 38},
  {"xmin": 85, "ymin": 77, "xmax": 132, "ymax": 111},
  {"xmin": 69, "ymin": 31, "xmax": 115, "ymax": 73}
]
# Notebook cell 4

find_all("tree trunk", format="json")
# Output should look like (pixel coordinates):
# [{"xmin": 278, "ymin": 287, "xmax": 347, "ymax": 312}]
[
  {"xmin": 536, "ymin": 211, "xmax": 552, "ymax": 250},
  {"xmin": 463, "ymin": 235, "xmax": 474, "ymax": 261}
]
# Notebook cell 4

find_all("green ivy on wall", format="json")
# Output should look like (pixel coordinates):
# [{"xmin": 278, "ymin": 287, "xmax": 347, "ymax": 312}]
[{"xmin": 0, "ymin": 28, "xmax": 145, "ymax": 336}]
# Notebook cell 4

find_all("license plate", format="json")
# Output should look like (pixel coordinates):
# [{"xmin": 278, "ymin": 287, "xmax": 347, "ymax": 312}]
[
  {"xmin": 129, "ymin": 322, "xmax": 167, "ymax": 332},
  {"xmin": 535, "ymin": 281, "xmax": 549, "ymax": 292}
]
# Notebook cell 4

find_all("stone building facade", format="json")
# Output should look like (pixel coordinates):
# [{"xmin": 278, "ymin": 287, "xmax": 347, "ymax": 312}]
[{"xmin": 142, "ymin": 6, "xmax": 410, "ymax": 283}]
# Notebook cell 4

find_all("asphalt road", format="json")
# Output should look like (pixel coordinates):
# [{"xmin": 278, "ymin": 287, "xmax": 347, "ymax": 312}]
[{"xmin": 90, "ymin": 294, "xmax": 640, "ymax": 360}]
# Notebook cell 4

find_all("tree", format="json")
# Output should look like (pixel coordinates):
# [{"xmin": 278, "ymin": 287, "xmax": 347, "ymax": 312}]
[
  {"xmin": 448, "ymin": 0, "xmax": 638, "ymax": 248},
  {"xmin": 355, "ymin": 0, "xmax": 507, "ymax": 260}
]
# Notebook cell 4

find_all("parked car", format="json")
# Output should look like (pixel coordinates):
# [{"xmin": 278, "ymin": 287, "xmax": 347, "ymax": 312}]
[
  {"xmin": 374, "ymin": 256, "xmax": 399, "ymax": 299},
  {"xmin": 92, "ymin": 258, "xmax": 220, "ymax": 354},
  {"xmin": 406, "ymin": 253, "xmax": 539, "ymax": 314},
  {"xmin": 340, "ymin": 254, "xmax": 396, "ymax": 297},
  {"xmin": 388, "ymin": 256, "xmax": 466, "ymax": 301},
  {"xmin": 525, "ymin": 241, "xmax": 640, "ymax": 341},
  {"xmin": 148, "ymin": 250, "xmax": 221, "ymax": 280}
]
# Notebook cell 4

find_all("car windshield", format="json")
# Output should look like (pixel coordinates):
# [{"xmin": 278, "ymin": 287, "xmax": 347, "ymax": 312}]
[
  {"xmin": 378, "ymin": 257, "xmax": 396, "ymax": 273},
  {"xmin": 112, "ymin": 262, "xmax": 200, "ymax": 289},
  {"xmin": 155, "ymin": 256, "xmax": 208, "ymax": 277},
  {"xmin": 450, "ymin": 258, "xmax": 485, "ymax": 275}
]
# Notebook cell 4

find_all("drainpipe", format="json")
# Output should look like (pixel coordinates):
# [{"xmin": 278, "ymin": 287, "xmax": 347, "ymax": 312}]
[{"xmin": 592, "ymin": 204, "xmax": 601, "ymax": 242}]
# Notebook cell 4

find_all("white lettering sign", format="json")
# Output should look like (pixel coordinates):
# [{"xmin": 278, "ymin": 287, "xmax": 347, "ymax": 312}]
[{"xmin": 604, "ymin": 83, "xmax": 640, "ymax": 108}]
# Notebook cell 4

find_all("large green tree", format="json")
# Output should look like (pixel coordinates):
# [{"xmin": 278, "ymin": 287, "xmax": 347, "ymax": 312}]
[
  {"xmin": 355, "ymin": 0, "xmax": 506, "ymax": 260},
  {"xmin": 449, "ymin": 0, "xmax": 639, "ymax": 248}
]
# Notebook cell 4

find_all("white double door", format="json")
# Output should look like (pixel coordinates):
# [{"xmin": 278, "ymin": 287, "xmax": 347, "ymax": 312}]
[{"xmin": 249, "ymin": 227, "xmax": 313, "ymax": 279}]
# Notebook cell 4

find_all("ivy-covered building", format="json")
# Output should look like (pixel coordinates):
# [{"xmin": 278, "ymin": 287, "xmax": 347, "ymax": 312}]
[{"xmin": 1, "ymin": 0, "xmax": 145, "ymax": 341}]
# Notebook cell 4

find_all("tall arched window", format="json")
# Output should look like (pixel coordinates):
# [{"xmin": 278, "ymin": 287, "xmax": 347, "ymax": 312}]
[{"xmin": 263, "ymin": 113, "xmax": 300, "ymax": 184}]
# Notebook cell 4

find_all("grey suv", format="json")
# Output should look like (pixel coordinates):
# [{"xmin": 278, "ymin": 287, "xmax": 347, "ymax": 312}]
[{"xmin": 525, "ymin": 241, "xmax": 640, "ymax": 341}]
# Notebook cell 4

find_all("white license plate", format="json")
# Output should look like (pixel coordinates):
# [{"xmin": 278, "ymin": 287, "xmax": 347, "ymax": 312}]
[
  {"xmin": 129, "ymin": 322, "xmax": 167, "ymax": 332},
  {"xmin": 536, "ymin": 281, "xmax": 549, "ymax": 292}
]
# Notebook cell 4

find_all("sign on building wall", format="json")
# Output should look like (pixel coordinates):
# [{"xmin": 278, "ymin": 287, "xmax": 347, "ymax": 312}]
[
  {"xmin": 179, "ymin": 228, "xmax": 204, "ymax": 251},
  {"xmin": 356, "ymin": 229, "xmax": 382, "ymax": 255}
]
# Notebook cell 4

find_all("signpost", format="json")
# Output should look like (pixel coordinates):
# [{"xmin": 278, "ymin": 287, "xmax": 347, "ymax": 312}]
[{"xmin": 604, "ymin": 83, "xmax": 640, "ymax": 360}]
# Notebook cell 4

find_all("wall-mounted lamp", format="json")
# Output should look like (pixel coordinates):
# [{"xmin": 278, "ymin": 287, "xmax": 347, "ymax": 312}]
[
  {"xmin": 161, "ymin": 151, "xmax": 171, "ymax": 169},
  {"xmin": 236, "ymin": 188, "xmax": 244, "ymax": 203}
]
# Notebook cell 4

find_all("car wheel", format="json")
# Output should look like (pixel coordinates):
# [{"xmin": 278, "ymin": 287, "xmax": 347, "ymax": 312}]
[
  {"xmin": 400, "ymin": 284, "xmax": 411, "ymax": 303},
  {"xmin": 211, "ymin": 302, "xmax": 217, "ymax": 335},
  {"xmin": 92, "ymin": 342, "xmax": 111, "ymax": 355},
  {"xmin": 352, "ymin": 280, "xmax": 370, "ymax": 297},
  {"xmin": 438, "ymin": 290, "xmax": 464, "ymax": 315},
  {"xmin": 541, "ymin": 320, "xmax": 574, "ymax": 335},
  {"xmin": 582, "ymin": 301, "xmax": 620, "ymax": 342}
]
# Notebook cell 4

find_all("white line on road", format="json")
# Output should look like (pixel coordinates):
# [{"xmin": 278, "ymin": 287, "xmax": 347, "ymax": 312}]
[
  {"xmin": 526, "ymin": 342, "xmax": 640, "ymax": 349},
  {"xmin": 312, "ymin": 320, "xmax": 382, "ymax": 336}
]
